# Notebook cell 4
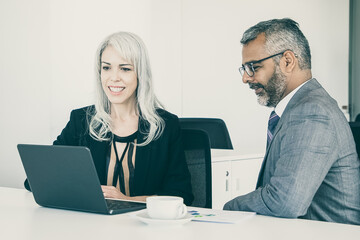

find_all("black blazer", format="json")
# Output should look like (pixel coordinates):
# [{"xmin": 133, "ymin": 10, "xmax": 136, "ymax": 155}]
[{"xmin": 25, "ymin": 106, "xmax": 193, "ymax": 205}]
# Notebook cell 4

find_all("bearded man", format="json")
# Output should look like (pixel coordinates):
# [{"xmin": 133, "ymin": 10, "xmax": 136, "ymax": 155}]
[{"xmin": 223, "ymin": 18, "xmax": 360, "ymax": 225}]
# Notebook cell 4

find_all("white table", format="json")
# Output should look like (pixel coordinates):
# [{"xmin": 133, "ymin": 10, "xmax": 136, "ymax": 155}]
[{"xmin": 0, "ymin": 187, "xmax": 359, "ymax": 240}]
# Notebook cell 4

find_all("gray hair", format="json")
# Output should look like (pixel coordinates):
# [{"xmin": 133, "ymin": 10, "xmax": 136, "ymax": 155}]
[
  {"xmin": 241, "ymin": 18, "xmax": 311, "ymax": 70},
  {"xmin": 89, "ymin": 31, "xmax": 164, "ymax": 146}
]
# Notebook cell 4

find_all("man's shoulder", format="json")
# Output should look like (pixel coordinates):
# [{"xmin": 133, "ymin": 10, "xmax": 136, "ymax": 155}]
[{"xmin": 286, "ymin": 79, "xmax": 338, "ymax": 118}]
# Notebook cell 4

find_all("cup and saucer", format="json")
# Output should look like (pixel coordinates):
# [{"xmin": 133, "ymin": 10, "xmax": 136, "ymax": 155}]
[{"xmin": 134, "ymin": 196, "xmax": 194, "ymax": 226}]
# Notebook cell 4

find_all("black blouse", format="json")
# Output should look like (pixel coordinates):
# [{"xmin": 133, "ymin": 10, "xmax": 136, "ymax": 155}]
[{"xmin": 106, "ymin": 131, "xmax": 138, "ymax": 196}]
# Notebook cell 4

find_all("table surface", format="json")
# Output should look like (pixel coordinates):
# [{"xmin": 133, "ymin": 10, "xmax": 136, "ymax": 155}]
[{"xmin": 1, "ymin": 187, "xmax": 359, "ymax": 240}]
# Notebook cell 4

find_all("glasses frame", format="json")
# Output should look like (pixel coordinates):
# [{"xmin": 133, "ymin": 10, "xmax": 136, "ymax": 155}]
[{"xmin": 239, "ymin": 51, "xmax": 286, "ymax": 77}]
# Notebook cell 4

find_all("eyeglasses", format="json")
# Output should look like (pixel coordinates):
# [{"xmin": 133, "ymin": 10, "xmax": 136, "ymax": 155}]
[{"xmin": 238, "ymin": 51, "xmax": 285, "ymax": 77}]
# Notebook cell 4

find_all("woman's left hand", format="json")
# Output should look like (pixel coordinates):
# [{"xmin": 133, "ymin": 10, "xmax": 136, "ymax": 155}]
[
  {"xmin": 101, "ymin": 185, "xmax": 152, "ymax": 202},
  {"xmin": 101, "ymin": 185, "xmax": 128, "ymax": 200}
]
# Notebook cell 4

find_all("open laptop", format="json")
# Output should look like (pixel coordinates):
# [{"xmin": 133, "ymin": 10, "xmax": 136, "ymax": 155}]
[{"xmin": 17, "ymin": 144, "xmax": 146, "ymax": 215}]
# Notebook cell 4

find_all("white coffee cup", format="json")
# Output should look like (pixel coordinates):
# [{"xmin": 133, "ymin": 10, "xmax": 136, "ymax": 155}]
[{"xmin": 146, "ymin": 196, "xmax": 187, "ymax": 220}]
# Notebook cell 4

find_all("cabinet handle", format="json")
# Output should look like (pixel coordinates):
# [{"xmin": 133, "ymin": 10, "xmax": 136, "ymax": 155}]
[{"xmin": 226, "ymin": 179, "xmax": 229, "ymax": 191}]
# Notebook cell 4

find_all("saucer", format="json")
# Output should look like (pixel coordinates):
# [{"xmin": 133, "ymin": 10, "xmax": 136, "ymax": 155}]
[{"xmin": 134, "ymin": 210, "xmax": 194, "ymax": 225}]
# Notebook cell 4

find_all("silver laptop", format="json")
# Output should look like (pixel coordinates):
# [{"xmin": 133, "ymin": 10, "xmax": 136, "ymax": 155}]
[{"xmin": 17, "ymin": 144, "xmax": 146, "ymax": 215}]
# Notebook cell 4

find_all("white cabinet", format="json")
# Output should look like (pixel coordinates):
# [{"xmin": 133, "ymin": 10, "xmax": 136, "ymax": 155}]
[
  {"xmin": 211, "ymin": 150, "xmax": 263, "ymax": 210},
  {"xmin": 230, "ymin": 158, "xmax": 263, "ymax": 199},
  {"xmin": 211, "ymin": 161, "xmax": 232, "ymax": 209}
]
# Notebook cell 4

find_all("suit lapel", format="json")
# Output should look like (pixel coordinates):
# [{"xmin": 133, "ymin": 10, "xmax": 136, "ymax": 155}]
[
  {"xmin": 256, "ymin": 79, "xmax": 320, "ymax": 188},
  {"xmin": 256, "ymin": 115, "xmax": 284, "ymax": 188},
  {"xmin": 88, "ymin": 135, "xmax": 111, "ymax": 185}
]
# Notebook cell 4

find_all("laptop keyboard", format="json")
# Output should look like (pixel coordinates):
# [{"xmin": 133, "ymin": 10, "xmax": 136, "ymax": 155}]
[{"xmin": 105, "ymin": 199, "xmax": 146, "ymax": 211}]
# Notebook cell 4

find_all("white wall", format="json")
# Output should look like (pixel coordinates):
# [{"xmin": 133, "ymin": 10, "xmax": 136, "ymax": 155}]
[
  {"xmin": 0, "ymin": 0, "xmax": 349, "ymax": 188},
  {"xmin": 0, "ymin": 0, "xmax": 52, "ymax": 188}
]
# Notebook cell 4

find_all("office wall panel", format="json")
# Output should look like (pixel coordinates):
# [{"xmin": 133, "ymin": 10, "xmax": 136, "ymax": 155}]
[
  {"xmin": 350, "ymin": 0, "xmax": 360, "ymax": 120},
  {"xmin": 0, "ymin": 0, "xmax": 52, "ymax": 188}
]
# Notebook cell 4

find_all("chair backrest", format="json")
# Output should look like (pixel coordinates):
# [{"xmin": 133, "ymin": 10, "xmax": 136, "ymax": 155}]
[
  {"xmin": 355, "ymin": 114, "xmax": 360, "ymax": 122},
  {"xmin": 349, "ymin": 122, "xmax": 360, "ymax": 157},
  {"xmin": 179, "ymin": 118, "xmax": 233, "ymax": 149},
  {"xmin": 181, "ymin": 129, "xmax": 212, "ymax": 208}
]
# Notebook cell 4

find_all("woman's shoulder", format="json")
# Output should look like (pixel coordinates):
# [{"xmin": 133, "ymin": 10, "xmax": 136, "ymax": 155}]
[
  {"xmin": 70, "ymin": 105, "xmax": 95, "ymax": 117},
  {"xmin": 156, "ymin": 108, "xmax": 179, "ymax": 123},
  {"xmin": 67, "ymin": 105, "xmax": 96, "ymax": 127}
]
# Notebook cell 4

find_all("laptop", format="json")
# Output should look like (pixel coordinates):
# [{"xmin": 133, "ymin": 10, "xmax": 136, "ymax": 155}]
[{"xmin": 17, "ymin": 144, "xmax": 146, "ymax": 215}]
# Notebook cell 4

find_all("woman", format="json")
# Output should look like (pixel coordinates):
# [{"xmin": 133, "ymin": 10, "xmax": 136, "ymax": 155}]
[{"xmin": 25, "ymin": 32, "xmax": 193, "ymax": 205}]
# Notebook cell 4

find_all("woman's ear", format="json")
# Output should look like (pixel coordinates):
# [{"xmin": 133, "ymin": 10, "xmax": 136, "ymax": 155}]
[{"xmin": 280, "ymin": 50, "xmax": 297, "ymax": 74}]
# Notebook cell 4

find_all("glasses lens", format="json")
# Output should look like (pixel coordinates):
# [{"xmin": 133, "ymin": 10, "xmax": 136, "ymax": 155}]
[
  {"xmin": 245, "ymin": 64, "xmax": 254, "ymax": 77},
  {"xmin": 239, "ymin": 67, "xmax": 245, "ymax": 76}
]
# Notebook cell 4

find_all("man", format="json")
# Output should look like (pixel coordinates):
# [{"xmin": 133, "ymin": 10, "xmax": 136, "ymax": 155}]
[{"xmin": 223, "ymin": 18, "xmax": 360, "ymax": 225}]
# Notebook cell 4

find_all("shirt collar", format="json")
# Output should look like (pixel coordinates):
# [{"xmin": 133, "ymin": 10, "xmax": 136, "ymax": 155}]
[{"xmin": 274, "ymin": 79, "xmax": 310, "ymax": 117}]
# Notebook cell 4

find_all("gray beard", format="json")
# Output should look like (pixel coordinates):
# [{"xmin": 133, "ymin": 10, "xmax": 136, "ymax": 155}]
[{"xmin": 257, "ymin": 66, "xmax": 287, "ymax": 107}]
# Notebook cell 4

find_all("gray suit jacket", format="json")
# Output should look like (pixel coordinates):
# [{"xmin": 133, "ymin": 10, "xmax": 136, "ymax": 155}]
[{"xmin": 224, "ymin": 79, "xmax": 360, "ymax": 225}]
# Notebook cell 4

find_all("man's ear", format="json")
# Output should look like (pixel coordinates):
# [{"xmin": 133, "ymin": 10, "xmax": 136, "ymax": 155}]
[{"xmin": 280, "ymin": 50, "xmax": 297, "ymax": 74}]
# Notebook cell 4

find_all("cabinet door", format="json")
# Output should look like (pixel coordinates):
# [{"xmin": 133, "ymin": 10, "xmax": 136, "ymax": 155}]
[
  {"xmin": 211, "ymin": 161, "xmax": 232, "ymax": 209},
  {"xmin": 230, "ymin": 158, "xmax": 263, "ymax": 198}
]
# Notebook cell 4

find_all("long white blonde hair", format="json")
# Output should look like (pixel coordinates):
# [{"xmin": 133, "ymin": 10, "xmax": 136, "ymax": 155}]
[{"xmin": 89, "ymin": 32, "xmax": 164, "ymax": 146}]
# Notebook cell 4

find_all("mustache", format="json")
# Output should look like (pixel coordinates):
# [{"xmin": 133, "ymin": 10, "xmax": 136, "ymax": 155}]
[{"xmin": 249, "ymin": 83, "xmax": 265, "ymax": 90}]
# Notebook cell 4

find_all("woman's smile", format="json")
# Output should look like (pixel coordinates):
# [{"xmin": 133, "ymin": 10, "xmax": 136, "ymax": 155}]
[{"xmin": 108, "ymin": 86, "xmax": 125, "ymax": 95}]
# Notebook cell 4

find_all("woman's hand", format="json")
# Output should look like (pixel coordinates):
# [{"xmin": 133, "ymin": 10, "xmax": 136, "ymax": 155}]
[
  {"xmin": 101, "ymin": 185, "xmax": 153, "ymax": 202},
  {"xmin": 101, "ymin": 185, "xmax": 128, "ymax": 200}
]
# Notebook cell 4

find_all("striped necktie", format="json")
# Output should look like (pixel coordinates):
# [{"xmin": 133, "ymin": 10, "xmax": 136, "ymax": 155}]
[{"xmin": 267, "ymin": 110, "xmax": 280, "ymax": 148}]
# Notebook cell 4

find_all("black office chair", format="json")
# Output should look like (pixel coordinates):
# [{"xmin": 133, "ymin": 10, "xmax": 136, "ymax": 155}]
[
  {"xmin": 179, "ymin": 118, "xmax": 233, "ymax": 149},
  {"xmin": 182, "ymin": 129, "xmax": 212, "ymax": 208},
  {"xmin": 355, "ymin": 114, "xmax": 360, "ymax": 122},
  {"xmin": 349, "ymin": 122, "xmax": 360, "ymax": 157}
]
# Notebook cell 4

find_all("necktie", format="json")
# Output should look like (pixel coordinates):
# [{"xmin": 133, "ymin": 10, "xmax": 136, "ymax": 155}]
[{"xmin": 267, "ymin": 110, "xmax": 280, "ymax": 148}]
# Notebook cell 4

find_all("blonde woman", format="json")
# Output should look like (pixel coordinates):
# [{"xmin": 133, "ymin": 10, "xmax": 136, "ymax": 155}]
[{"xmin": 25, "ymin": 32, "xmax": 193, "ymax": 205}]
